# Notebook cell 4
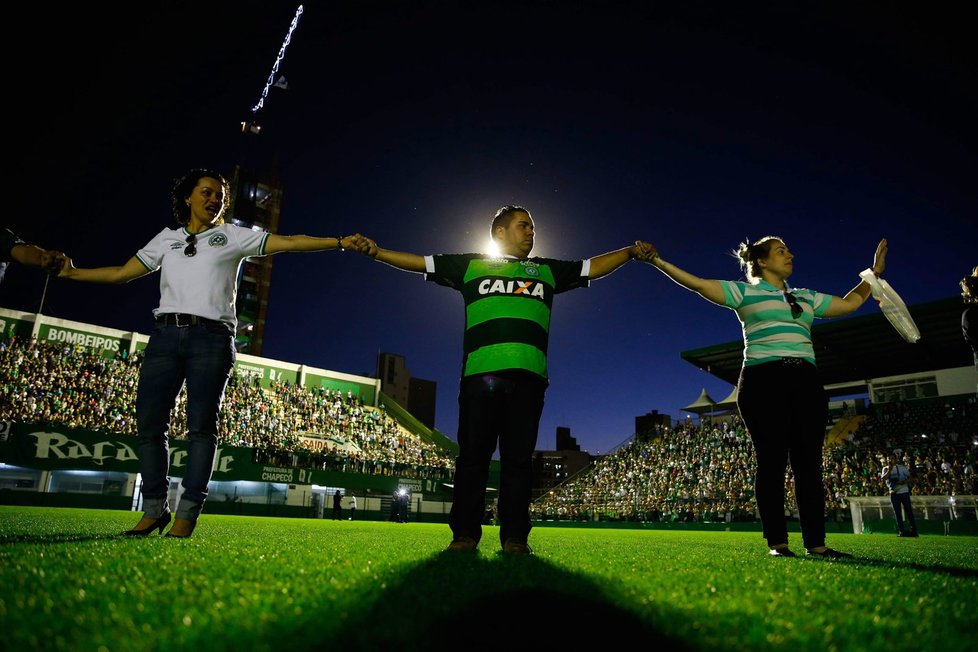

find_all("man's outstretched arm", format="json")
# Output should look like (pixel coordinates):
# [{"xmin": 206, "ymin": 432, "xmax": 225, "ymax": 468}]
[
  {"xmin": 588, "ymin": 241, "xmax": 656, "ymax": 280},
  {"xmin": 352, "ymin": 234, "xmax": 426, "ymax": 272}
]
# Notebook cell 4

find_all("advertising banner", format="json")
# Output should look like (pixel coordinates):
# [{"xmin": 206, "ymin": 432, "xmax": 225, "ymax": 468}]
[
  {"xmin": 304, "ymin": 372, "xmax": 376, "ymax": 403},
  {"xmin": 36, "ymin": 323, "xmax": 129, "ymax": 359},
  {"xmin": 1, "ymin": 422, "xmax": 249, "ymax": 480},
  {"xmin": 233, "ymin": 360, "xmax": 299, "ymax": 388},
  {"xmin": 0, "ymin": 315, "xmax": 34, "ymax": 340}
]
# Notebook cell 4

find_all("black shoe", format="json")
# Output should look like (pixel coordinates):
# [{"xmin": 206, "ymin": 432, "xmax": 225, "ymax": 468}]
[
  {"xmin": 806, "ymin": 547, "xmax": 852, "ymax": 559},
  {"xmin": 907, "ymin": 531, "xmax": 919, "ymax": 538},
  {"xmin": 768, "ymin": 547, "xmax": 797, "ymax": 557},
  {"xmin": 502, "ymin": 538, "xmax": 533, "ymax": 554},
  {"xmin": 122, "ymin": 511, "xmax": 171, "ymax": 537},
  {"xmin": 446, "ymin": 536, "xmax": 478, "ymax": 552}
]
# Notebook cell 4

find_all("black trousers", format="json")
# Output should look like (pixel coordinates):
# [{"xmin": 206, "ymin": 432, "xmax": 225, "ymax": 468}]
[
  {"xmin": 890, "ymin": 492, "xmax": 917, "ymax": 533},
  {"xmin": 449, "ymin": 371, "xmax": 547, "ymax": 546},
  {"xmin": 737, "ymin": 359, "xmax": 828, "ymax": 550}
]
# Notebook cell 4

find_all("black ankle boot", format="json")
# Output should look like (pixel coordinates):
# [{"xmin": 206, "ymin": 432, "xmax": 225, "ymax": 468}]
[
  {"xmin": 164, "ymin": 518, "xmax": 197, "ymax": 538},
  {"xmin": 122, "ymin": 511, "xmax": 171, "ymax": 536}
]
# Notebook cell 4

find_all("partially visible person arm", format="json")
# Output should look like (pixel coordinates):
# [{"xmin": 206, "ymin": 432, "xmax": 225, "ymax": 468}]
[
  {"xmin": 4, "ymin": 228, "xmax": 65, "ymax": 274},
  {"xmin": 588, "ymin": 241, "xmax": 657, "ymax": 279},
  {"xmin": 352, "ymin": 235, "xmax": 426, "ymax": 273},
  {"xmin": 58, "ymin": 256, "xmax": 152, "ymax": 284},
  {"xmin": 821, "ymin": 239, "xmax": 888, "ymax": 318},
  {"xmin": 644, "ymin": 249, "xmax": 726, "ymax": 306},
  {"xmin": 11, "ymin": 243, "xmax": 61, "ymax": 270},
  {"xmin": 264, "ymin": 234, "xmax": 355, "ymax": 254}
]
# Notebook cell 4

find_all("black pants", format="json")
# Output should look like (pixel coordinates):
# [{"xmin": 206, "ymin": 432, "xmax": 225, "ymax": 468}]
[
  {"xmin": 449, "ymin": 371, "xmax": 547, "ymax": 546},
  {"xmin": 737, "ymin": 359, "xmax": 828, "ymax": 550}
]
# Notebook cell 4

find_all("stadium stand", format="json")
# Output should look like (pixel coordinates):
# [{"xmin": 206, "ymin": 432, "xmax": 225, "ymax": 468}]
[
  {"xmin": 0, "ymin": 335, "xmax": 455, "ymax": 474},
  {"xmin": 530, "ymin": 399, "xmax": 976, "ymax": 532},
  {"xmin": 2, "ymin": 299, "xmax": 975, "ymax": 531}
]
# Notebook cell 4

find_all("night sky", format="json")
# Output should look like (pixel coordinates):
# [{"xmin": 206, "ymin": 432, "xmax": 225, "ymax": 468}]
[{"xmin": 5, "ymin": 1, "xmax": 975, "ymax": 455}]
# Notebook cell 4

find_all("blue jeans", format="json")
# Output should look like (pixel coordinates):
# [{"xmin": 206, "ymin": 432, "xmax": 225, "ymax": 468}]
[{"xmin": 135, "ymin": 321, "xmax": 234, "ymax": 521}]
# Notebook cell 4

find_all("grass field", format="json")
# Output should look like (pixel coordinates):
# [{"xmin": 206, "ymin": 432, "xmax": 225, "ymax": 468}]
[{"xmin": 1, "ymin": 506, "xmax": 975, "ymax": 651}]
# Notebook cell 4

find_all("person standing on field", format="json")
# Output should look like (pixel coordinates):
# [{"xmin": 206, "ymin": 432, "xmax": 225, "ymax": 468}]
[
  {"xmin": 333, "ymin": 489, "xmax": 343, "ymax": 521},
  {"xmin": 353, "ymin": 205, "xmax": 654, "ymax": 554},
  {"xmin": 881, "ymin": 453, "xmax": 918, "ymax": 537},
  {"xmin": 643, "ymin": 234, "xmax": 887, "ymax": 558}
]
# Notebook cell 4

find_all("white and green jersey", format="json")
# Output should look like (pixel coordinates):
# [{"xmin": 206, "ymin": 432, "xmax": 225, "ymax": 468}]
[
  {"xmin": 135, "ymin": 224, "xmax": 269, "ymax": 328},
  {"xmin": 424, "ymin": 253, "xmax": 589, "ymax": 379},
  {"xmin": 719, "ymin": 279, "xmax": 833, "ymax": 367}
]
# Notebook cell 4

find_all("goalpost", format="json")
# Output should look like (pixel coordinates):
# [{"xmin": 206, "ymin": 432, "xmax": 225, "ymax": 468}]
[{"xmin": 846, "ymin": 495, "xmax": 977, "ymax": 534}]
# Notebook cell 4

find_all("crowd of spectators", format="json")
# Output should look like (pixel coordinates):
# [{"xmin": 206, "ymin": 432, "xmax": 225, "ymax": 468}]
[
  {"xmin": 531, "ymin": 418, "xmax": 759, "ymax": 523},
  {"xmin": 0, "ymin": 336, "xmax": 454, "ymax": 479},
  {"xmin": 3, "ymin": 335, "xmax": 975, "ymax": 509},
  {"xmin": 531, "ymin": 398, "xmax": 977, "ymax": 523}
]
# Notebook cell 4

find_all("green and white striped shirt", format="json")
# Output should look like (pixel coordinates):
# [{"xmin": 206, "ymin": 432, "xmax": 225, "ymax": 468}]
[{"xmin": 719, "ymin": 279, "xmax": 833, "ymax": 367}]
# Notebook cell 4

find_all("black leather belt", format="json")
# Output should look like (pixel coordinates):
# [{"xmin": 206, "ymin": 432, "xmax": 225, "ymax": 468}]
[
  {"xmin": 156, "ymin": 313, "xmax": 227, "ymax": 330},
  {"xmin": 777, "ymin": 357, "xmax": 809, "ymax": 365}
]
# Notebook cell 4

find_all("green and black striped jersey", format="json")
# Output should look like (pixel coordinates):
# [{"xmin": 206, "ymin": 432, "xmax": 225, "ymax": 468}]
[{"xmin": 424, "ymin": 253, "xmax": 589, "ymax": 380}]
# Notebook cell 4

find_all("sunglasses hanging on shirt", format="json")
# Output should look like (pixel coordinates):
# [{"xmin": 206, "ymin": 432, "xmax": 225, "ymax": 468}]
[
  {"xmin": 783, "ymin": 290, "xmax": 803, "ymax": 319},
  {"xmin": 184, "ymin": 232, "xmax": 197, "ymax": 257}
]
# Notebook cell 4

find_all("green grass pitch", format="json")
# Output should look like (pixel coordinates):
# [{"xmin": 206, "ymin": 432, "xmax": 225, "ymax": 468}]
[{"xmin": 1, "ymin": 506, "xmax": 975, "ymax": 651}]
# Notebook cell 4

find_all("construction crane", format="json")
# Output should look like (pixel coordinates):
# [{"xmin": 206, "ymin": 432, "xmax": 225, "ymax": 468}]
[{"xmin": 241, "ymin": 5, "xmax": 304, "ymax": 135}]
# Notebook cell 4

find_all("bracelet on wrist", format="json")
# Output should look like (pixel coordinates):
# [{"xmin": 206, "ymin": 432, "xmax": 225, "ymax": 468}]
[{"xmin": 336, "ymin": 236, "xmax": 345, "ymax": 251}]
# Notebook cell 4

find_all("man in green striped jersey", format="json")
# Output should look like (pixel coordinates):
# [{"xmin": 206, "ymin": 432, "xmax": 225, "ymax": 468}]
[{"xmin": 353, "ymin": 206, "xmax": 654, "ymax": 553}]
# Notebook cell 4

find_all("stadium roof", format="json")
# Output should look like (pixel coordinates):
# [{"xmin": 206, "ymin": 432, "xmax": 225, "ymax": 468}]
[
  {"xmin": 680, "ymin": 297, "xmax": 972, "ymax": 395},
  {"xmin": 682, "ymin": 388, "xmax": 719, "ymax": 414}
]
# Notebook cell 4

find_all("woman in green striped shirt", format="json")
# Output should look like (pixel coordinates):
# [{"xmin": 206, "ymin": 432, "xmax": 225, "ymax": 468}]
[{"xmin": 646, "ymin": 236, "xmax": 887, "ymax": 559}]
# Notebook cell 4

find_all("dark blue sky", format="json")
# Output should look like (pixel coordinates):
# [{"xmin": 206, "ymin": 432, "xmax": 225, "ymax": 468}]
[{"xmin": 6, "ymin": 1, "xmax": 975, "ymax": 454}]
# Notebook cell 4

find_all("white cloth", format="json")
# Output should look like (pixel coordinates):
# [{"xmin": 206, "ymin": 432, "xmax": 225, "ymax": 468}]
[{"xmin": 859, "ymin": 269, "xmax": 920, "ymax": 343}]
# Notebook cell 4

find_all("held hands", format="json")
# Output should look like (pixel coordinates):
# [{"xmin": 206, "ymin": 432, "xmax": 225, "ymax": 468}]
[
  {"xmin": 40, "ymin": 249, "xmax": 66, "ymax": 275},
  {"xmin": 631, "ymin": 240, "xmax": 659, "ymax": 263},
  {"xmin": 872, "ymin": 239, "xmax": 888, "ymax": 277},
  {"xmin": 349, "ymin": 234, "xmax": 379, "ymax": 258},
  {"xmin": 13, "ymin": 244, "xmax": 65, "ymax": 274},
  {"xmin": 55, "ymin": 254, "xmax": 76, "ymax": 278}
]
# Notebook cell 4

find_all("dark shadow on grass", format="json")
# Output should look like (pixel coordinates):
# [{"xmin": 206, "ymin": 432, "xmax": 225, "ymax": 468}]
[
  {"xmin": 320, "ymin": 550, "xmax": 692, "ymax": 651},
  {"xmin": 0, "ymin": 532, "xmax": 118, "ymax": 545},
  {"xmin": 803, "ymin": 554, "xmax": 978, "ymax": 578}
]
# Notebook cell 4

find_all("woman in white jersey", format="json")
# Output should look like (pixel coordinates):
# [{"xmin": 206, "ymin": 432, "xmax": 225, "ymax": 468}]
[
  {"xmin": 59, "ymin": 168, "xmax": 354, "ymax": 538},
  {"xmin": 645, "ymin": 236, "xmax": 887, "ymax": 558}
]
